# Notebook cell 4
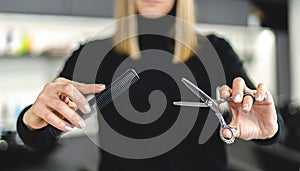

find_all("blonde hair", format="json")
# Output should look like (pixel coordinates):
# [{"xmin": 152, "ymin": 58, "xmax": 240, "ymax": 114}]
[{"xmin": 113, "ymin": 0, "xmax": 198, "ymax": 62}]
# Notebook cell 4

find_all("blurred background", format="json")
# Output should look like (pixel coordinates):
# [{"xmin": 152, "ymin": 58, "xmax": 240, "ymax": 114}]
[{"xmin": 0, "ymin": 0, "xmax": 299, "ymax": 170}]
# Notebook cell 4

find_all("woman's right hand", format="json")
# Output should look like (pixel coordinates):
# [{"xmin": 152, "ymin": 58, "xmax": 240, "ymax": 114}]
[{"xmin": 23, "ymin": 77, "xmax": 106, "ymax": 131}]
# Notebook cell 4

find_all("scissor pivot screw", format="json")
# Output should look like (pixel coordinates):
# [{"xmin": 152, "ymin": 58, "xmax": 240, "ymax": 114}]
[{"xmin": 207, "ymin": 101, "xmax": 213, "ymax": 107}]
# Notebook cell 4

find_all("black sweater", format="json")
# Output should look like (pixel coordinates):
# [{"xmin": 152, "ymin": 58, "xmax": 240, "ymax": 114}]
[{"xmin": 17, "ymin": 15, "xmax": 283, "ymax": 171}]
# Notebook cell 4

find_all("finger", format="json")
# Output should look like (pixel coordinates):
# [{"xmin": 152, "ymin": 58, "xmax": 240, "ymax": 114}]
[
  {"xmin": 265, "ymin": 90, "xmax": 273, "ymax": 103},
  {"xmin": 47, "ymin": 98, "xmax": 86, "ymax": 128},
  {"xmin": 59, "ymin": 95, "xmax": 78, "ymax": 110},
  {"xmin": 255, "ymin": 83, "xmax": 267, "ymax": 102},
  {"xmin": 68, "ymin": 101, "xmax": 78, "ymax": 110},
  {"xmin": 72, "ymin": 82, "xmax": 106, "ymax": 95},
  {"xmin": 222, "ymin": 128, "xmax": 233, "ymax": 139},
  {"xmin": 55, "ymin": 77, "xmax": 106, "ymax": 94},
  {"xmin": 221, "ymin": 126, "xmax": 239, "ymax": 139},
  {"xmin": 41, "ymin": 109, "xmax": 74, "ymax": 132},
  {"xmin": 242, "ymin": 95, "xmax": 254, "ymax": 112},
  {"xmin": 219, "ymin": 85, "xmax": 232, "ymax": 99},
  {"xmin": 58, "ymin": 83, "xmax": 92, "ymax": 114},
  {"xmin": 232, "ymin": 77, "xmax": 247, "ymax": 103},
  {"xmin": 71, "ymin": 83, "xmax": 105, "ymax": 112},
  {"xmin": 59, "ymin": 95, "xmax": 70, "ymax": 103},
  {"xmin": 55, "ymin": 77, "xmax": 105, "ymax": 113}
]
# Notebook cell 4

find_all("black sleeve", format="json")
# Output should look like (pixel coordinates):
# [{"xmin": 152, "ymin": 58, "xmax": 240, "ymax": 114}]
[
  {"xmin": 17, "ymin": 105, "xmax": 58, "ymax": 150},
  {"xmin": 252, "ymin": 110, "xmax": 284, "ymax": 145},
  {"xmin": 16, "ymin": 46, "xmax": 84, "ymax": 150},
  {"xmin": 207, "ymin": 34, "xmax": 284, "ymax": 145},
  {"xmin": 207, "ymin": 35, "xmax": 255, "ymax": 89}
]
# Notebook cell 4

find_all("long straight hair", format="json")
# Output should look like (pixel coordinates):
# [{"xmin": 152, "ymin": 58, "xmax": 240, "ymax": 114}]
[{"xmin": 113, "ymin": 0, "xmax": 198, "ymax": 62}]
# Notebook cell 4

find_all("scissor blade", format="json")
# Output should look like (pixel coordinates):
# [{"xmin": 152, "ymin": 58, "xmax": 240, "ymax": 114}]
[
  {"xmin": 181, "ymin": 78, "xmax": 206, "ymax": 102},
  {"xmin": 181, "ymin": 78, "xmax": 213, "ymax": 102},
  {"xmin": 181, "ymin": 78, "xmax": 219, "ymax": 112},
  {"xmin": 173, "ymin": 101, "xmax": 209, "ymax": 108}
]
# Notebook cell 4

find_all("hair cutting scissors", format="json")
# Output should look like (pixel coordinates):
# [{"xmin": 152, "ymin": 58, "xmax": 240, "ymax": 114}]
[{"xmin": 173, "ymin": 78, "xmax": 255, "ymax": 144}]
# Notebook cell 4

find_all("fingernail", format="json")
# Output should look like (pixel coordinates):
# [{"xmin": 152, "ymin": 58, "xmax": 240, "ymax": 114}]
[
  {"xmin": 98, "ymin": 84, "xmax": 106, "ymax": 89},
  {"xmin": 234, "ymin": 94, "xmax": 241, "ymax": 103},
  {"xmin": 84, "ymin": 104, "xmax": 91, "ymax": 113},
  {"xmin": 243, "ymin": 104, "xmax": 248, "ymax": 110},
  {"xmin": 65, "ymin": 126, "xmax": 74, "ymax": 131},
  {"xmin": 78, "ymin": 119, "xmax": 86, "ymax": 128}
]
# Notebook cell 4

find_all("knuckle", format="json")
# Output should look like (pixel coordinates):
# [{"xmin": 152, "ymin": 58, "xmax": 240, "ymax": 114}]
[
  {"xmin": 37, "ymin": 92, "xmax": 47, "ymax": 101},
  {"xmin": 36, "ymin": 93, "xmax": 45, "ymax": 102},
  {"xmin": 36, "ymin": 94, "xmax": 49, "ymax": 105},
  {"xmin": 55, "ymin": 77, "xmax": 66, "ymax": 83},
  {"xmin": 44, "ymin": 82, "xmax": 52, "ymax": 90},
  {"xmin": 31, "ymin": 105, "xmax": 40, "ymax": 115},
  {"xmin": 63, "ymin": 83, "xmax": 74, "ymax": 93}
]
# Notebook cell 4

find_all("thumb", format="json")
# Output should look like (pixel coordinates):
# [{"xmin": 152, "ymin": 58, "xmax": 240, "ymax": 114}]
[
  {"xmin": 221, "ymin": 118, "xmax": 239, "ymax": 139},
  {"xmin": 221, "ymin": 128, "xmax": 234, "ymax": 139}
]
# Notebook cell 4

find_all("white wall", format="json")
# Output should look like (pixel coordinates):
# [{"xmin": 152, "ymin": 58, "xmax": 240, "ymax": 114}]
[
  {"xmin": 289, "ymin": 0, "xmax": 300, "ymax": 104},
  {"xmin": 0, "ymin": 58, "xmax": 65, "ymax": 131}
]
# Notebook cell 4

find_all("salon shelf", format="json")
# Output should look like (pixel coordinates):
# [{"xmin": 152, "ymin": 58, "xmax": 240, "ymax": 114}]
[
  {"xmin": 0, "ymin": 55, "xmax": 68, "ymax": 59},
  {"xmin": 0, "ymin": 57, "xmax": 64, "ymax": 61}
]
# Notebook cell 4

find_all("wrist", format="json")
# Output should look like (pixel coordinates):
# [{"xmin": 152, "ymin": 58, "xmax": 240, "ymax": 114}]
[{"xmin": 23, "ymin": 107, "xmax": 47, "ymax": 131}]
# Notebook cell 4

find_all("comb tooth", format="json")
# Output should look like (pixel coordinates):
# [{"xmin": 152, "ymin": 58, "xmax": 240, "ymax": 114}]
[
  {"xmin": 49, "ymin": 69, "xmax": 139, "ymax": 138},
  {"xmin": 95, "ymin": 69, "xmax": 139, "ymax": 110}
]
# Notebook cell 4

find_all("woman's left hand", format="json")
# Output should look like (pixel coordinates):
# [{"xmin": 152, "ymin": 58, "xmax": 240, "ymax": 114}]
[{"xmin": 219, "ymin": 77, "xmax": 278, "ymax": 140}]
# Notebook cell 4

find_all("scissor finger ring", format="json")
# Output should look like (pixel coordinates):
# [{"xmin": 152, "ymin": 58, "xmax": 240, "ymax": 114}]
[
  {"xmin": 243, "ymin": 92, "xmax": 256, "ymax": 104},
  {"xmin": 219, "ymin": 125, "xmax": 236, "ymax": 144},
  {"xmin": 215, "ymin": 113, "xmax": 236, "ymax": 144}
]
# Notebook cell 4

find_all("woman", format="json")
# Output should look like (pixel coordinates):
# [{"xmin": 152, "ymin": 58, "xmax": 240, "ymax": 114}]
[{"xmin": 17, "ymin": 0, "xmax": 283, "ymax": 170}]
